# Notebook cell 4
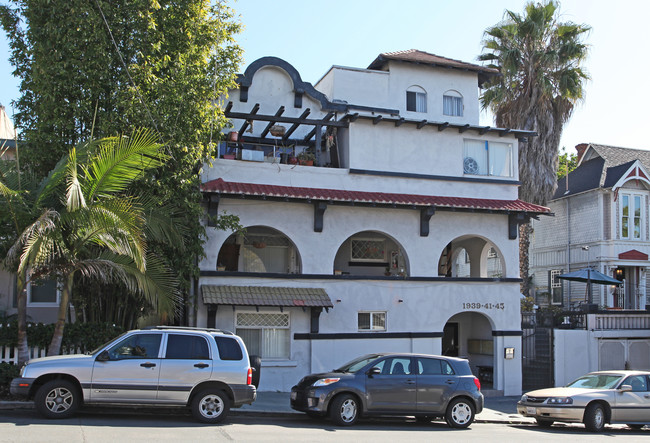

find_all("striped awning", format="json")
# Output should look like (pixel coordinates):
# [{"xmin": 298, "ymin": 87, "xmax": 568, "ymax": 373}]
[{"xmin": 202, "ymin": 285, "xmax": 333, "ymax": 308}]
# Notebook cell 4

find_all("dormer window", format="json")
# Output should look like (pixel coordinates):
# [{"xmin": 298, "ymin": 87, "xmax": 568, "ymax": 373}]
[
  {"xmin": 406, "ymin": 86, "xmax": 427, "ymax": 113},
  {"xmin": 621, "ymin": 194, "xmax": 642, "ymax": 239},
  {"xmin": 443, "ymin": 90, "xmax": 463, "ymax": 116}
]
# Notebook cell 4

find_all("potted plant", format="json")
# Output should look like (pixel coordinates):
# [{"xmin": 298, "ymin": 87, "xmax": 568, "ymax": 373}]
[{"xmin": 297, "ymin": 151, "xmax": 315, "ymax": 166}]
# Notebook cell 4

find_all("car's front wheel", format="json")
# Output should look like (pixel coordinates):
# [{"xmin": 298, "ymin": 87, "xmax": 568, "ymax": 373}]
[
  {"xmin": 445, "ymin": 398, "xmax": 475, "ymax": 428},
  {"xmin": 536, "ymin": 418, "xmax": 554, "ymax": 428},
  {"xmin": 191, "ymin": 389, "xmax": 230, "ymax": 424},
  {"xmin": 329, "ymin": 393, "xmax": 359, "ymax": 426},
  {"xmin": 34, "ymin": 379, "xmax": 80, "ymax": 419},
  {"xmin": 583, "ymin": 403, "xmax": 606, "ymax": 432}
]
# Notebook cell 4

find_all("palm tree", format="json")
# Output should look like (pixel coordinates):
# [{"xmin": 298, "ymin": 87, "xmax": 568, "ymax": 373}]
[
  {"xmin": 479, "ymin": 0, "xmax": 590, "ymax": 294},
  {"xmin": 8, "ymin": 128, "xmax": 182, "ymax": 355}
]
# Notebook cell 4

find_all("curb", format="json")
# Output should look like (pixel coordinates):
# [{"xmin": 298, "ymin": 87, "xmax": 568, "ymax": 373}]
[{"xmin": 0, "ymin": 400, "xmax": 535, "ymax": 425}]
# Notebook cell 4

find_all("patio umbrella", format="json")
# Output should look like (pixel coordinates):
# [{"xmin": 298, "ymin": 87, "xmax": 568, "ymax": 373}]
[{"xmin": 558, "ymin": 268, "xmax": 622, "ymax": 305}]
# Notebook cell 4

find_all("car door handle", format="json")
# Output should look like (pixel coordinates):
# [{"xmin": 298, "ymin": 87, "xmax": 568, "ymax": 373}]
[
  {"xmin": 194, "ymin": 363, "xmax": 209, "ymax": 369},
  {"xmin": 445, "ymin": 380, "xmax": 456, "ymax": 384},
  {"xmin": 405, "ymin": 379, "xmax": 416, "ymax": 385},
  {"xmin": 140, "ymin": 362, "xmax": 156, "ymax": 368}
]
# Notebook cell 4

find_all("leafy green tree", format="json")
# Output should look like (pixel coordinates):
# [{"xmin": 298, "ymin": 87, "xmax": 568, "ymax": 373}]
[
  {"xmin": 0, "ymin": 0, "xmax": 243, "ymax": 324},
  {"xmin": 557, "ymin": 148, "xmax": 577, "ymax": 180},
  {"xmin": 7, "ymin": 129, "xmax": 183, "ymax": 355},
  {"xmin": 479, "ymin": 1, "xmax": 590, "ymax": 295}
]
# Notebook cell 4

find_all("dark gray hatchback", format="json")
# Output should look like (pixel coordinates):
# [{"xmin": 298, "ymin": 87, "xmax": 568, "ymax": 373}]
[{"xmin": 291, "ymin": 353, "xmax": 483, "ymax": 427}]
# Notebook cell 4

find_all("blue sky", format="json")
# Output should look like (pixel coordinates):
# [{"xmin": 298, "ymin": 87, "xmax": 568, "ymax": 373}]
[{"xmin": 2, "ymin": 0, "xmax": 649, "ymax": 152}]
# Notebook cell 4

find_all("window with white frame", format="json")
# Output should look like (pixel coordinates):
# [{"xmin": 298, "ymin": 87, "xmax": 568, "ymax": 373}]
[
  {"xmin": 358, "ymin": 312, "xmax": 386, "ymax": 331},
  {"xmin": 621, "ymin": 193, "xmax": 643, "ymax": 239},
  {"xmin": 350, "ymin": 238, "xmax": 386, "ymax": 262},
  {"xmin": 236, "ymin": 312, "xmax": 290, "ymax": 359},
  {"xmin": 463, "ymin": 139, "xmax": 514, "ymax": 178},
  {"xmin": 443, "ymin": 91, "xmax": 463, "ymax": 116},
  {"xmin": 549, "ymin": 269, "xmax": 563, "ymax": 305},
  {"xmin": 27, "ymin": 278, "xmax": 59, "ymax": 305},
  {"xmin": 406, "ymin": 86, "xmax": 427, "ymax": 113}
]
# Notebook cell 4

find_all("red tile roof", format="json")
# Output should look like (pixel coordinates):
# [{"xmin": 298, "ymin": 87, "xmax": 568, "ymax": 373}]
[
  {"xmin": 202, "ymin": 178, "xmax": 550, "ymax": 214},
  {"xmin": 367, "ymin": 49, "xmax": 499, "ymax": 76}
]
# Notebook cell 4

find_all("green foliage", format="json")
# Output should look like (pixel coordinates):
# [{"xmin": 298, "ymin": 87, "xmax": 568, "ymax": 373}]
[
  {"xmin": 479, "ymin": 0, "xmax": 590, "ymax": 206},
  {"xmin": 557, "ymin": 148, "xmax": 577, "ymax": 179},
  {"xmin": 0, "ymin": 363, "xmax": 20, "ymax": 399},
  {"xmin": 0, "ymin": 0, "xmax": 243, "ymax": 322},
  {"xmin": 0, "ymin": 321, "xmax": 124, "ymax": 351}
]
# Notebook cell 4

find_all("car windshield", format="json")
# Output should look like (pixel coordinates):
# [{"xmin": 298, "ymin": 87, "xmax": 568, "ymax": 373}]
[
  {"xmin": 89, "ymin": 332, "xmax": 129, "ymax": 355},
  {"xmin": 335, "ymin": 355, "xmax": 382, "ymax": 373},
  {"xmin": 566, "ymin": 374, "xmax": 623, "ymax": 389}
]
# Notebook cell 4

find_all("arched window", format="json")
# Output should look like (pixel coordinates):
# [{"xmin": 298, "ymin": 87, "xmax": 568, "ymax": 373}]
[
  {"xmin": 443, "ymin": 90, "xmax": 463, "ymax": 117},
  {"xmin": 406, "ymin": 86, "xmax": 427, "ymax": 113}
]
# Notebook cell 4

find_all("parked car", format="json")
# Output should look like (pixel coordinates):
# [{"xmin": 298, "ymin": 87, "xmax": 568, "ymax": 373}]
[
  {"xmin": 10, "ymin": 326, "xmax": 259, "ymax": 423},
  {"xmin": 517, "ymin": 370, "xmax": 650, "ymax": 432},
  {"xmin": 290, "ymin": 353, "xmax": 483, "ymax": 428}
]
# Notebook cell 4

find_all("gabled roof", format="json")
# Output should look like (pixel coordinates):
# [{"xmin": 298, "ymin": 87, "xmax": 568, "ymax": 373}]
[
  {"xmin": 367, "ymin": 49, "xmax": 499, "ymax": 86},
  {"xmin": 202, "ymin": 178, "xmax": 550, "ymax": 215},
  {"xmin": 554, "ymin": 143, "xmax": 650, "ymax": 199}
]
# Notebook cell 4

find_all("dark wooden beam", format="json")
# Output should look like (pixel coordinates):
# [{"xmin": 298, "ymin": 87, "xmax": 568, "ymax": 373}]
[
  {"xmin": 225, "ymin": 110, "xmax": 348, "ymax": 128},
  {"xmin": 238, "ymin": 103, "xmax": 260, "ymax": 135},
  {"xmin": 395, "ymin": 118, "xmax": 405, "ymax": 127},
  {"xmin": 314, "ymin": 202, "xmax": 327, "ymax": 232},
  {"xmin": 417, "ymin": 120, "xmax": 428, "ymax": 129},
  {"xmin": 437, "ymin": 122, "xmax": 449, "ymax": 132},
  {"xmin": 508, "ymin": 213, "xmax": 529, "ymax": 240},
  {"xmin": 479, "ymin": 126, "xmax": 491, "ymax": 135},
  {"xmin": 283, "ymin": 109, "xmax": 311, "ymax": 142},
  {"xmin": 458, "ymin": 124, "xmax": 471, "ymax": 133},
  {"xmin": 373, "ymin": 115, "xmax": 383, "ymax": 125},
  {"xmin": 500, "ymin": 129, "xmax": 511, "ymax": 137},
  {"xmin": 345, "ymin": 113, "xmax": 359, "ymax": 122},
  {"xmin": 420, "ymin": 206, "xmax": 435, "ymax": 237},
  {"xmin": 260, "ymin": 106, "xmax": 286, "ymax": 138},
  {"xmin": 225, "ymin": 101, "xmax": 233, "ymax": 114},
  {"xmin": 303, "ymin": 112, "xmax": 335, "ymax": 141}
]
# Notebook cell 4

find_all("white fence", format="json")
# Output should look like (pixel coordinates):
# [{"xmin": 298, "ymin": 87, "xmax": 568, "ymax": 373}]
[
  {"xmin": 589, "ymin": 313, "xmax": 650, "ymax": 330},
  {"xmin": 1, "ymin": 346, "xmax": 81, "ymax": 364}
]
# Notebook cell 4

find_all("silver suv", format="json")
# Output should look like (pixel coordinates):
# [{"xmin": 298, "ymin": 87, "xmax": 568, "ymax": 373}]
[{"xmin": 10, "ymin": 327, "xmax": 258, "ymax": 423}]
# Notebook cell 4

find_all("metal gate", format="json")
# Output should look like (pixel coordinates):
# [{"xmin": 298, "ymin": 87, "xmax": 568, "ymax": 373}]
[{"xmin": 522, "ymin": 312, "xmax": 554, "ymax": 390}]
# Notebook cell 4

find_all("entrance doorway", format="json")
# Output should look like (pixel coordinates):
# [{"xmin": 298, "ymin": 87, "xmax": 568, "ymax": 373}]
[{"xmin": 442, "ymin": 323, "xmax": 458, "ymax": 356}]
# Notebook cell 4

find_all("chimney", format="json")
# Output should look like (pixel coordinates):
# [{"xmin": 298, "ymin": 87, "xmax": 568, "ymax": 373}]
[{"xmin": 575, "ymin": 143, "xmax": 589, "ymax": 162}]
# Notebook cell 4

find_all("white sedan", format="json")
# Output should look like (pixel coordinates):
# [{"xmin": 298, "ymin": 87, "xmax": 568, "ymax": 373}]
[{"xmin": 517, "ymin": 370, "xmax": 650, "ymax": 432}]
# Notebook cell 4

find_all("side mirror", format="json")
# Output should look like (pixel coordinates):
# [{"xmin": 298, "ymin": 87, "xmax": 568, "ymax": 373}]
[
  {"xmin": 96, "ymin": 350, "xmax": 110, "ymax": 362},
  {"xmin": 367, "ymin": 367, "xmax": 381, "ymax": 377},
  {"xmin": 619, "ymin": 384, "xmax": 633, "ymax": 392}
]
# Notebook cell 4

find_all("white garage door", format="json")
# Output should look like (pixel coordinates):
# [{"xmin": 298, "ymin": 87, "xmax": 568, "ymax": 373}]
[{"xmin": 599, "ymin": 339, "xmax": 650, "ymax": 370}]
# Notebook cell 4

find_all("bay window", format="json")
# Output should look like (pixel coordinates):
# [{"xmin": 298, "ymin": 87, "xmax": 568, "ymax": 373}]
[{"xmin": 621, "ymin": 194, "xmax": 642, "ymax": 239}]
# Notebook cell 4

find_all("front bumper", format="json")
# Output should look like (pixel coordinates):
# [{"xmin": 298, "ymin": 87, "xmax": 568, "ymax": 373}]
[
  {"xmin": 517, "ymin": 401, "xmax": 584, "ymax": 422},
  {"xmin": 10, "ymin": 378, "xmax": 36, "ymax": 398},
  {"xmin": 290, "ymin": 386, "xmax": 329, "ymax": 415}
]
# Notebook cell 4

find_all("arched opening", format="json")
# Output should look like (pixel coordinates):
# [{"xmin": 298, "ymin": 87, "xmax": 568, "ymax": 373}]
[
  {"xmin": 443, "ymin": 312, "xmax": 494, "ymax": 388},
  {"xmin": 406, "ymin": 85, "xmax": 427, "ymax": 113},
  {"xmin": 333, "ymin": 230, "xmax": 409, "ymax": 277},
  {"xmin": 216, "ymin": 226, "xmax": 301, "ymax": 273},
  {"xmin": 443, "ymin": 89, "xmax": 463, "ymax": 117},
  {"xmin": 438, "ymin": 236, "xmax": 506, "ymax": 278}
]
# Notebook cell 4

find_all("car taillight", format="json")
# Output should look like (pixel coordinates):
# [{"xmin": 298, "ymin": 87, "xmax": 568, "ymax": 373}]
[
  {"xmin": 247, "ymin": 367, "xmax": 253, "ymax": 385},
  {"xmin": 474, "ymin": 377, "xmax": 481, "ymax": 391}
]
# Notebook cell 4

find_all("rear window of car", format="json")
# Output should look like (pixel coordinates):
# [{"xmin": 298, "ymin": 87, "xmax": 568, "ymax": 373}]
[
  {"xmin": 166, "ymin": 334, "xmax": 210, "ymax": 359},
  {"xmin": 214, "ymin": 336, "xmax": 243, "ymax": 361},
  {"xmin": 417, "ymin": 358, "xmax": 455, "ymax": 375}
]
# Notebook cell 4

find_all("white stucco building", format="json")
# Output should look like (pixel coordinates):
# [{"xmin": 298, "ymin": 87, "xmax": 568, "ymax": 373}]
[{"xmin": 197, "ymin": 50, "xmax": 549, "ymax": 395}]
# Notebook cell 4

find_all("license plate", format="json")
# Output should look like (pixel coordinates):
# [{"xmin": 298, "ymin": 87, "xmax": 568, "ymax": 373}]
[
  {"xmin": 290, "ymin": 391, "xmax": 297, "ymax": 400},
  {"xmin": 526, "ymin": 407, "xmax": 536, "ymax": 415}
]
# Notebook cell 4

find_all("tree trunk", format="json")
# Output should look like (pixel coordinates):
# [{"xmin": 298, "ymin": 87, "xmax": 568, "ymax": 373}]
[
  {"xmin": 519, "ymin": 222, "xmax": 533, "ymax": 296},
  {"xmin": 16, "ymin": 271, "xmax": 29, "ymax": 366},
  {"xmin": 47, "ymin": 274, "xmax": 74, "ymax": 356}
]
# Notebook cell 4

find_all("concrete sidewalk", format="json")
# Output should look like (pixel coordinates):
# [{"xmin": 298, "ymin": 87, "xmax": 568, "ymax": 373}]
[{"xmin": 0, "ymin": 392, "xmax": 535, "ymax": 425}]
